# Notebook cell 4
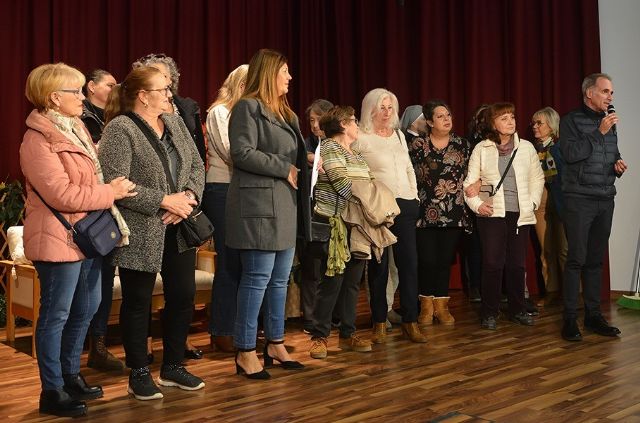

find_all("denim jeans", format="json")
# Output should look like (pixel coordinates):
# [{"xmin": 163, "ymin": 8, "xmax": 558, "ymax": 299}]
[
  {"xmin": 201, "ymin": 183, "xmax": 241, "ymax": 336},
  {"xmin": 234, "ymin": 248, "xmax": 295, "ymax": 350},
  {"xmin": 88, "ymin": 259, "xmax": 115, "ymax": 337},
  {"xmin": 34, "ymin": 258, "xmax": 102, "ymax": 390}
]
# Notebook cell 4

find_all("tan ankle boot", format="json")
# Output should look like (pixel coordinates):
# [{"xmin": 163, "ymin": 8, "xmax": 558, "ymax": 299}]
[
  {"xmin": 87, "ymin": 336, "xmax": 125, "ymax": 371},
  {"xmin": 433, "ymin": 296, "xmax": 455, "ymax": 325},
  {"xmin": 401, "ymin": 322, "xmax": 428, "ymax": 343},
  {"xmin": 371, "ymin": 322, "xmax": 387, "ymax": 344},
  {"xmin": 418, "ymin": 295, "xmax": 434, "ymax": 325}
]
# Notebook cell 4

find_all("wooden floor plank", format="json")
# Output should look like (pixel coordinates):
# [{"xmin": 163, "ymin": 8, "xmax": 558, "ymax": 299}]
[{"xmin": 1, "ymin": 290, "xmax": 640, "ymax": 422}]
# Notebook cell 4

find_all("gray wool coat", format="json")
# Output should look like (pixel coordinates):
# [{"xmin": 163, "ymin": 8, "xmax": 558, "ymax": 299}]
[
  {"xmin": 98, "ymin": 113, "xmax": 205, "ymax": 273},
  {"xmin": 226, "ymin": 98, "xmax": 311, "ymax": 251}
]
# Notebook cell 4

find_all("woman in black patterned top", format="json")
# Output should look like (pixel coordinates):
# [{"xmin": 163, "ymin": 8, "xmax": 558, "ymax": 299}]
[{"xmin": 409, "ymin": 100, "xmax": 470, "ymax": 325}]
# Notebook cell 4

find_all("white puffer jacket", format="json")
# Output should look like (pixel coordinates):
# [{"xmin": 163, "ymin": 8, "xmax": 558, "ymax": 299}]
[{"xmin": 464, "ymin": 133, "xmax": 544, "ymax": 227}]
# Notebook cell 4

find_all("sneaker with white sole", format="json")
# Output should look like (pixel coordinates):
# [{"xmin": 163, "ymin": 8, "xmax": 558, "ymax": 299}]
[
  {"xmin": 158, "ymin": 364, "xmax": 205, "ymax": 391},
  {"xmin": 128, "ymin": 367, "xmax": 163, "ymax": 401}
]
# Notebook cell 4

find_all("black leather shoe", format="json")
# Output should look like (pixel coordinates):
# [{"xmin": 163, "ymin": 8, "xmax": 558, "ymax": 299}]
[
  {"xmin": 63, "ymin": 373, "xmax": 103, "ymax": 400},
  {"xmin": 562, "ymin": 318, "xmax": 583, "ymax": 341},
  {"xmin": 510, "ymin": 312, "xmax": 535, "ymax": 326},
  {"xmin": 263, "ymin": 340, "xmax": 304, "ymax": 370},
  {"xmin": 39, "ymin": 387, "xmax": 87, "ymax": 417},
  {"xmin": 184, "ymin": 348, "xmax": 204, "ymax": 360},
  {"xmin": 584, "ymin": 313, "xmax": 621, "ymax": 337}
]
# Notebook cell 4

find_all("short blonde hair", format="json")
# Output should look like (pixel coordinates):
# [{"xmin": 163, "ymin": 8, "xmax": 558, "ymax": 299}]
[
  {"xmin": 359, "ymin": 88, "xmax": 400, "ymax": 134},
  {"xmin": 533, "ymin": 106, "xmax": 560, "ymax": 139},
  {"xmin": 25, "ymin": 63, "xmax": 85, "ymax": 111}
]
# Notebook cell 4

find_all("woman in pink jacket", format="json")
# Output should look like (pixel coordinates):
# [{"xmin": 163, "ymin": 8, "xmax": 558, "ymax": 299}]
[{"xmin": 20, "ymin": 63, "xmax": 135, "ymax": 418}]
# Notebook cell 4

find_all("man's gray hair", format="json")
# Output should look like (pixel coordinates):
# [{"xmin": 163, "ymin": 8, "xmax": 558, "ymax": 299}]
[{"xmin": 582, "ymin": 73, "xmax": 612, "ymax": 98}]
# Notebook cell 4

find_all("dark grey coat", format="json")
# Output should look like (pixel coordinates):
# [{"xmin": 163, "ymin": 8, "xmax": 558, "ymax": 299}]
[
  {"xmin": 226, "ymin": 98, "xmax": 311, "ymax": 251},
  {"xmin": 98, "ymin": 113, "xmax": 205, "ymax": 273}
]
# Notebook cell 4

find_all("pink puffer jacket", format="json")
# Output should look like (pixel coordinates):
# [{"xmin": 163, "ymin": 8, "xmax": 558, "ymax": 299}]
[{"xmin": 19, "ymin": 110, "xmax": 115, "ymax": 262}]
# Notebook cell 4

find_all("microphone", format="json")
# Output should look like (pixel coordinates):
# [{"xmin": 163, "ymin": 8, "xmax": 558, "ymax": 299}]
[{"xmin": 607, "ymin": 104, "xmax": 617, "ymax": 135}]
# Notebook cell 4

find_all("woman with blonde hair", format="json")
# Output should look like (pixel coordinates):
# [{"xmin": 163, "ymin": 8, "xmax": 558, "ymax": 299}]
[
  {"xmin": 21, "ymin": 63, "xmax": 135, "ymax": 417},
  {"xmin": 531, "ymin": 106, "xmax": 567, "ymax": 306},
  {"xmin": 352, "ymin": 88, "xmax": 426, "ymax": 344},
  {"xmin": 227, "ymin": 49, "xmax": 311, "ymax": 379},
  {"xmin": 203, "ymin": 64, "xmax": 248, "ymax": 352}
]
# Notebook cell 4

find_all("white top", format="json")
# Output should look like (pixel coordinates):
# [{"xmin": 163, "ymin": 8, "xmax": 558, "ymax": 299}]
[
  {"xmin": 352, "ymin": 130, "xmax": 418, "ymax": 200},
  {"xmin": 205, "ymin": 104, "xmax": 233, "ymax": 183}
]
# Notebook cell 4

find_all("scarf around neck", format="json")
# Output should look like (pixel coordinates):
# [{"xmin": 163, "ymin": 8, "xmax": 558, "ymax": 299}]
[{"xmin": 496, "ymin": 136, "xmax": 514, "ymax": 156}]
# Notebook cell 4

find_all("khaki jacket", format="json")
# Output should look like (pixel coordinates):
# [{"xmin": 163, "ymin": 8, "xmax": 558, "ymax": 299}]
[{"xmin": 342, "ymin": 180, "xmax": 399, "ymax": 261}]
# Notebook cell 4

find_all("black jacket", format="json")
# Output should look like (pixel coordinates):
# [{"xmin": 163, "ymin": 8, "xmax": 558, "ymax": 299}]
[
  {"xmin": 558, "ymin": 103, "xmax": 621, "ymax": 199},
  {"xmin": 81, "ymin": 100, "xmax": 105, "ymax": 143},
  {"xmin": 173, "ymin": 95, "xmax": 207, "ymax": 165}
]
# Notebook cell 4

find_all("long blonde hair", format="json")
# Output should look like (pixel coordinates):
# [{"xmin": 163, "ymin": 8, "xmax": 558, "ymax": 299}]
[
  {"xmin": 242, "ymin": 49, "xmax": 295, "ymax": 123},
  {"xmin": 208, "ymin": 64, "xmax": 248, "ymax": 112}
]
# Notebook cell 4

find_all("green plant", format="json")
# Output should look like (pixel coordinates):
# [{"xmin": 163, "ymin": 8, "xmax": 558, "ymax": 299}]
[{"xmin": 0, "ymin": 179, "xmax": 24, "ymax": 231}]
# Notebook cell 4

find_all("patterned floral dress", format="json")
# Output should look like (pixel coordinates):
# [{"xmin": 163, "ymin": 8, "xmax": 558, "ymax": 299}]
[{"xmin": 409, "ymin": 133, "xmax": 470, "ymax": 231}]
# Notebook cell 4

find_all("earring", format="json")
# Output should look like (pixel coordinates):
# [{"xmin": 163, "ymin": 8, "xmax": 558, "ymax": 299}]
[{"xmin": 143, "ymin": 102, "xmax": 148, "ymax": 108}]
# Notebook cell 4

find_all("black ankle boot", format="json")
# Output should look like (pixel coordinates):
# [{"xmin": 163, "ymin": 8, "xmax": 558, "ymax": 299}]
[
  {"xmin": 63, "ymin": 373, "xmax": 104, "ymax": 400},
  {"xmin": 39, "ymin": 387, "xmax": 87, "ymax": 417}
]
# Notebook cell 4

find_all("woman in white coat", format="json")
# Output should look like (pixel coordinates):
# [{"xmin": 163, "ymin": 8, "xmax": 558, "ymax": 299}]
[{"xmin": 463, "ymin": 103, "xmax": 544, "ymax": 330}]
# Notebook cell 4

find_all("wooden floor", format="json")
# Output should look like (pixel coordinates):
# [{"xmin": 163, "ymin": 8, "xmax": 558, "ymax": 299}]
[{"xmin": 2, "ymin": 290, "xmax": 640, "ymax": 422}]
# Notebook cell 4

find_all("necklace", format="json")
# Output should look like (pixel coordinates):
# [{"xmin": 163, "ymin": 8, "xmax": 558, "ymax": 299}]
[{"xmin": 374, "ymin": 127, "xmax": 392, "ymax": 137}]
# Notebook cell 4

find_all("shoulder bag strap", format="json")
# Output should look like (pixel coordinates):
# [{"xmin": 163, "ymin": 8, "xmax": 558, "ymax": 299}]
[
  {"xmin": 125, "ymin": 112, "xmax": 178, "ymax": 193},
  {"xmin": 493, "ymin": 148, "xmax": 518, "ymax": 196},
  {"xmin": 32, "ymin": 188, "xmax": 74, "ymax": 232}
]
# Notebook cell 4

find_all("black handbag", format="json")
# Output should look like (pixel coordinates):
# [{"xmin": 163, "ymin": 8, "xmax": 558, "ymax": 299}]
[
  {"xmin": 126, "ymin": 112, "xmax": 214, "ymax": 248},
  {"xmin": 34, "ymin": 190, "xmax": 121, "ymax": 258}
]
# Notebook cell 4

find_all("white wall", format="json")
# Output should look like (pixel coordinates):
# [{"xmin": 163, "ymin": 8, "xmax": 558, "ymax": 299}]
[{"xmin": 599, "ymin": 0, "xmax": 640, "ymax": 291}]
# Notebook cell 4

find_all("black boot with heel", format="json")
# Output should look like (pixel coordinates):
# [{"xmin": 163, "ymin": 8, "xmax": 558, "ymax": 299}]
[{"xmin": 263, "ymin": 340, "xmax": 304, "ymax": 370}]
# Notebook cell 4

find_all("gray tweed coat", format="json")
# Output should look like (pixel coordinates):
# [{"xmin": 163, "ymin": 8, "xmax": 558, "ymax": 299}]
[
  {"xmin": 98, "ymin": 113, "xmax": 205, "ymax": 273},
  {"xmin": 226, "ymin": 98, "xmax": 311, "ymax": 250}
]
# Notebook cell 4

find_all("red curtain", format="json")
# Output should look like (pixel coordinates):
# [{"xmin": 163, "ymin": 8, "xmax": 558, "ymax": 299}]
[{"xmin": 1, "ymin": 0, "xmax": 601, "ymax": 181}]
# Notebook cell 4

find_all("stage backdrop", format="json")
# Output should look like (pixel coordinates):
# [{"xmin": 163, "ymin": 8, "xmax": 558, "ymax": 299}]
[{"xmin": 0, "ymin": 0, "xmax": 607, "ymax": 293}]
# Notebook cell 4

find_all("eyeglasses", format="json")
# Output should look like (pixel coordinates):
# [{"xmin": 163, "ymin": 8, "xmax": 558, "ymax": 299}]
[
  {"xmin": 58, "ymin": 88, "xmax": 84, "ymax": 98},
  {"xmin": 531, "ymin": 120, "xmax": 545, "ymax": 127},
  {"xmin": 346, "ymin": 117, "xmax": 359, "ymax": 125},
  {"xmin": 143, "ymin": 87, "xmax": 172, "ymax": 96}
]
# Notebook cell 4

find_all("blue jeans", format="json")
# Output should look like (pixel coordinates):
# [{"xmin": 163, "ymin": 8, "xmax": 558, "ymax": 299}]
[
  {"xmin": 34, "ymin": 258, "xmax": 102, "ymax": 390},
  {"xmin": 234, "ymin": 248, "xmax": 295, "ymax": 350},
  {"xmin": 201, "ymin": 183, "xmax": 241, "ymax": 336},
  {"xmin": 88, "ymin": 259, "xmax": 115, "ymax": 337}
]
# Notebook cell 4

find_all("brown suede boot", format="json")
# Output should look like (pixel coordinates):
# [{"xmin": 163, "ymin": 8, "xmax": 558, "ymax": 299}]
[
  {"xmin": 433, "ymin": 296, "xmax": 455, "ymax": 325},
  {"xmin": 211, "ymin": 335, "xmax": 237, "ymax": 353},
  {"xmin": 371, "ymin": 322, "xmax": 387, "ymax": 344},
  {"xmin": 401, "ymin": 322, "xmax": 428, "ymax": 343},
  {"xmin": 418, "ymin": 295, "xmax": 434, "ymax": 325},
  {"xmin": 87, "ymin": 336, "xmax": 125, "ymax": 371}
]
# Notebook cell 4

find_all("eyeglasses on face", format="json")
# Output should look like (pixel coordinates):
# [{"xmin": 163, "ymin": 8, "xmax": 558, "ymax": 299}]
[
  {"xmin": 345, "ymin": 117, "xmax": 358, "ymax": 125},
  {"xmin": 143, "ymin": 87, "xmax": 172, "ymax": 96},
  {"xmin": 531, "ymin": 120, "xmax": 545, "ymax": 127},
  {"xmin": 58, "ymin": 88, "xmax": 84, "ymax": 98}
]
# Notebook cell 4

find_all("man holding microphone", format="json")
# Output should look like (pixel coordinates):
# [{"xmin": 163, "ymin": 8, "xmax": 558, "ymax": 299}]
[{"xmin": 558, "ymin": 73, "xmax": 628, "ymax": 341}]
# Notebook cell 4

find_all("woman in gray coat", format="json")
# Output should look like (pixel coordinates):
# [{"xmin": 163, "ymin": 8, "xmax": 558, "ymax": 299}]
[
  {"xmin": 228, "ymin": 49, "xmax": 310, "ymax": 379},
  {"xmin": 99, "ymin": 66, "xmax": 205, "ymax": 400}
]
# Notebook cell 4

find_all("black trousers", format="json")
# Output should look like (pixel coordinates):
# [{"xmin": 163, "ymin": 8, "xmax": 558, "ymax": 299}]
[
  {"xmin": 562, "ymin": 196, "xmax": 614, "ymax": 319},
  {"xmin": 367, "ymin": 198, "xmax": 420, "ymax": 323},
  {"xmin": 477, "ymin": 212, "xmax": 529, "ymax": 319},
  {"xmin": 310, "ymin": 257, "xmax": 365, "ymax": 339},
  {"xmin": 416, "ymin": 227, "xmax": 463, "ymax": 297},
  {"xmin": 120, "ymin": 225, "xmax": 196, "ymax": 369}
]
